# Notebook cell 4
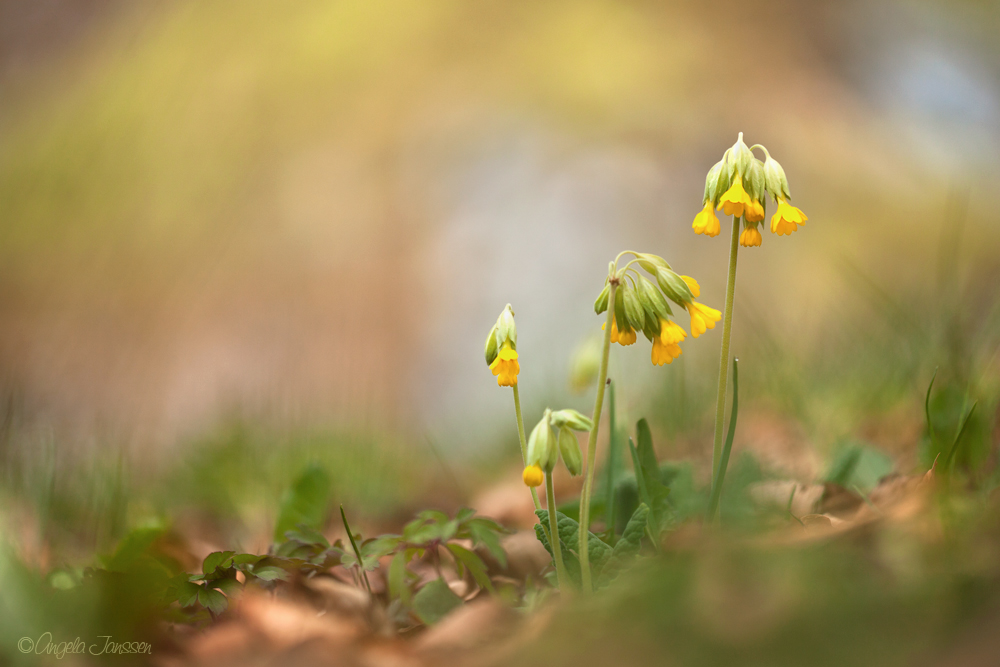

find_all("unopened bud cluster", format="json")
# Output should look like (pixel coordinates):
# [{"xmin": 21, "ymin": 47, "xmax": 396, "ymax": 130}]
[
  {"xmin": 692, "ymin": 133, "xmax": 808, "ymax": 247},
  {"xmin": 522, "ymin": 408, "xmax": 593, "ymax": 486}
]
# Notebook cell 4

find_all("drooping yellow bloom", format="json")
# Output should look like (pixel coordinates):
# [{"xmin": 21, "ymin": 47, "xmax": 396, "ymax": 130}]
[
  {"xmin": 740, "ymin": 226, "xmax": 762, "ymax": 247},
  {"xmin": 659, "ymin": 318, "xmax": 687, "ymax": 344},
  {"xmin": 717, "ymin": 174, "xmax": 753, "ymax": 218},
  {"xmin": 770, "ymin": 198, "xmax": 807, "ymax": 236},
  {"xmin": 602, "ymin": 319, "xmax": 637, "ymax": 346},
  {"xmin": 489, "ymin": 341, "xmax": 520, "ymax": 386},
  {"xmin": 522, "ymin": 464, "xmax": 544, "ymax": 487},
  {"xmin": 680, "ymin": 275, "xmax": 700, "ymax": 298},
  {"xmin": 745, "ymin": 199, "xmax": 765, "ymax": 223},
  {"xmin": 651, "ymin": 337, "xmax": 683, "ymax": 366},
  {"xmin": 688, "ymin": 302, "xmax": 722, "ymax": 338},
  {"xmin": 692, "ymin": 201, "xmax": 721, "ymax": 237}
]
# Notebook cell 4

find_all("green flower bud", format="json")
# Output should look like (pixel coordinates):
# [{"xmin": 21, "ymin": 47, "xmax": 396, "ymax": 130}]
[
  {"xmin": 746, "ymin": 156, "xmax": 765, "ymax": 202},
  {"xmin": 635, "ymin": 252, "xmax": 671, "ymax": 275},
  {"xmin": 637, "ymin": 275, "xmax": 671, "ymax": 321},
  {"xmin": 594, "ymin": 282, "xmax": 610, "ymax": 314},
  {"xmin": 656, "ymin": 268, "xmax": 694, "ymax": 306},
  {"xmin": 550, "ymin": 408, "xmax": 593, "ymax": 432},
  {"xmin": 569, "ymin": 336, "xmax": 601, "ymax": 393},
  {"xmin": 558, "ymin": 426, "xmax": 582, "ymax": 476},
  {"xmin": 703, "ymin": 159, "xmax": 724, "ymax": 205},
  {"xmin": 727, "ymin": 132, "xmax": 753, "ymax": 181},
  {"xmin": 712, "ymin": 153, "xmax": 732, "ymax": 207},
  {"xmin": 622, "ymin": 283, "xmax": 645, "ymax": 331},
  {"xmin": 614, "ymin": 281, "xmax": 628, "ymax": 333},
  {"xmin": 484, "ymin": 323, "xmax": 499, "ymax": 366},
  {"xmin": 496, "ymin": 304, "xmax": 517, "ymax": 348},
  {"xmin": 762, "ymin": 151, "xmax": 791, "ymax": 200},
  {"xmin": 527, "ymin": 410, "xmax": 557, "ymax": 472}
]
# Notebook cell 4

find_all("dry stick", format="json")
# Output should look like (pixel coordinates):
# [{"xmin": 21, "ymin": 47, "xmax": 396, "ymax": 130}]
[
  {"xmin": 712, "ymin": 216, "xmax": 741, "ymax": 480},
  {"xmin": 578, "ymin": 279, "xmax": 618, "ymax": 594}
]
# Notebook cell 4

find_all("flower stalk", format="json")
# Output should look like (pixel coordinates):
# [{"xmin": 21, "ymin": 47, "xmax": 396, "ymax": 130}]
[
  {"xmin": 513, "ymin": 385, "xmax": 542, "ymax": 510},
  {"xmin": 578, "ymin": 279, "xmax": 617, "ymax": 593},
  {"xmin": 712, "ymin": 216, "xmax": 741, "ymax": 479},
  {"xmin": 545, "ymin": 470, "xmax": 570, "ymax": 590}
]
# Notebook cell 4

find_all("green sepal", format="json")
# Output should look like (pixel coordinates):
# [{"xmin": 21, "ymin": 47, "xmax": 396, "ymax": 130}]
[
  {"xmin": 622, "ymin": 283, "xmax": 645, "ymax": 332},
  {"xmin": 655, "ymin": 269, "xmax": 694, "ymax": 307},
  {"xmin": 484, "ymin": 324, "xmax": 498, "ymax": 366},
  {"xmin": 594, "ymin": 282, "xmax": 611, "ymax": 314},
  {"xmin": 558, "ymin": 426, "xmax": 583, "ymax": 476}
]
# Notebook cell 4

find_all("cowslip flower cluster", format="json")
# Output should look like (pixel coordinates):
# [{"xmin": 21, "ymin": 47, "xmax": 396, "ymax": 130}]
[
  {"xmin": 594, "ymin": 252, "xmax": 720, "ymax": 367},
  {"xmin": 484, "ymin": 304, "xmax": 519, "ymax": 386},
  {"xmin": 693, "ymin": 133, "xmax": 807, "ymax": 247},
  {"xmin": 522, "ymin": 408, "xmax": 593, "ymax": 486}
]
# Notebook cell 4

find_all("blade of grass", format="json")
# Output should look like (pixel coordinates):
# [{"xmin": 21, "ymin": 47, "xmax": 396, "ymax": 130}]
[
  {"xmin": 944, "ymin": 401, "xmax": 978, "ymax": 472},
  {"xmin": 708, "ymin": 358, "xmax": 739, "ymax": 523},
  {"xmin": 924, "ymin": 368, "xmax": 938, "ymax": 451},
  {"xmin": 340, "ymin": 505, "xmax": 372, "ymax": 595}
]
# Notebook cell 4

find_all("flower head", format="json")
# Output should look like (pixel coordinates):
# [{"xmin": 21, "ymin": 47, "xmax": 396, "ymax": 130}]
[
  {"xmin": 745, "ymin": 198, "xmax": 765, "ymax": 223},
  {"xmin": 651, "ymin": 337, "xmax": 683, "ymax": 366},
  {"xmin": 718, "ymin": 173, "xmax": 753, "ymax": 218},
  {"xmin": 688, "ymin": 301, "xmax": 722, "ymax": 338},
  {"xmin": 603, "ymin": 319, "xmax": 637, "ymax": 346},
  {"xmin": 770, "ymin": 198, "xmax": 807, "ymax": 236},
  {"xmin": 692, "ymin": 202, "xmax": 721, "ymax": 237},
  {"xmin": 659, "ymin": 318, "xmax": 687, "ymax": 345},
  {"xmin": 486, "ymin": 304, "xmax": 520, "ymax": 387},
  {"xmin": 740, "ymin": 224, "xmax": 762, "ymax": 247},
  {"xmin": 490, "ymin": 342, "xmax": 519, "ymax": 386},
  {"xmin": 522, "ymin": 464, "xmax": 544, "ymax": 487},
  {"xmin": 680, "ymin": 275, "xmax": 700, "ymax": 298}
]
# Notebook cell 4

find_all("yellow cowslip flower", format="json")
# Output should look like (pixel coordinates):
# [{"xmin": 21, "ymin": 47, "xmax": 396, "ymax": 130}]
[
  {"xmin": 717, "ymin": 174, "xmax": 753, "ymax": 218},
  {"xmin": 770, "ymin": 198, "xmax": 807, "ymax": 236},
  {"xmin": 522, "ymin": 464, "xmax": 544, "ymax": 487},
  {"xmin": 745, "ymin": 199, "xmax": 765, "ymax": 223},
  {"xmin": 680, "ymin": 275, "xmax": 700, "ymax": 299},
  {"xmin": 659, "ymin": 318, "xmax": 687, "ymax": 344},
  {"xmin": 688, "ymin": 302, "xmax": 722, "ymax": 338},
  {"xmin": 740, "ymin": 226, "xmax": 762, "ymax": 247},
  {"xmin": 651, "ymin": 337, "xmax": 683, "ymax": 366},
  {"xmin": 490, "ymin": 341, "xmax": 519, "ymax": 386},
  {"xmin": 602, "ymin": 319, "xmax": 637, "ymax": 346},
  {"xmin": 692, "ymin": 202, "xmax": 721, "ymax": 237}
]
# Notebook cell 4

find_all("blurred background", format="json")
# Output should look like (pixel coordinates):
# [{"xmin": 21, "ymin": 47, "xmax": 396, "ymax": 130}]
[{"xmin": 1, "ymin": 0, "xmax": 999, "ymax": 560}]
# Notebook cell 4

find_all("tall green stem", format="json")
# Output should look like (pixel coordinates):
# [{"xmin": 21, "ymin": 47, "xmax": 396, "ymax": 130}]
[
  {"xmin": 545, "ymin": 472, "xmax": 569, "ymax": 590},
  {"xmin": 712, "ymin": 216, "xmax": 741, "ymax": 479},
  {"xmin": 513, "ymin": 385, "xmax": 541, "ymax": 510},
  {"xmin": 578, "ymin": 280, "xmax": 618, "ymax": 593}
]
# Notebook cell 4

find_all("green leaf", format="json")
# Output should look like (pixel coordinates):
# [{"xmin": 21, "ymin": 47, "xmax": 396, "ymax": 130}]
[
  {"xmin": 273, "ymin": 465, "xmax": 331, "ymax": 543},
  {"xmin": 708, "ymin": 358, "xmax": 740, "ymax": 521},
  {"xmin": 198, "ymin": 587, "xmax": 228, "ymax": 615},
  {"xmin": 202, "ymin": 550, "xmax": 235, "ymax": 575},
  {"xmin": 231, "ymin": 553, "xmax": 263, "ymax": 566},
  {"xmin": 284, "ymin": 526, "xmax": 330, "ymax": 548},
  {"xmin": 252, "ymin": 565, "xmax": 290, "ymax": 582},
  {"xmin": 388, "ymin": 551, "xmax": 411, "ymax": 604},
  {"xmin": 534, "ymin": 510, "xmax": 613, "ymax": 579},
  {"xmin": 213, "ymin": 577, "xmax": 241, "ymax": 597},
  {"xmin": 177, "ymin": 581, "xmax": 201, "ymax": 607},
  {"xmin": 361, "ymin": 535, "xmax": 401, "ymax": 561},
  {"xmin": 467, "ymin": 518, "xmax": 507, "ymax": 568},
  {"xmin": 597, "ymin": 504, "xmax": 649, "ymax": 588},
  {"xmin": 447, "ymin": 543, "xmax": 493, "ymax": 592},
  {"xmin": 412, "ymin": 578, "xmax": 463, "ymax": 625}
]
